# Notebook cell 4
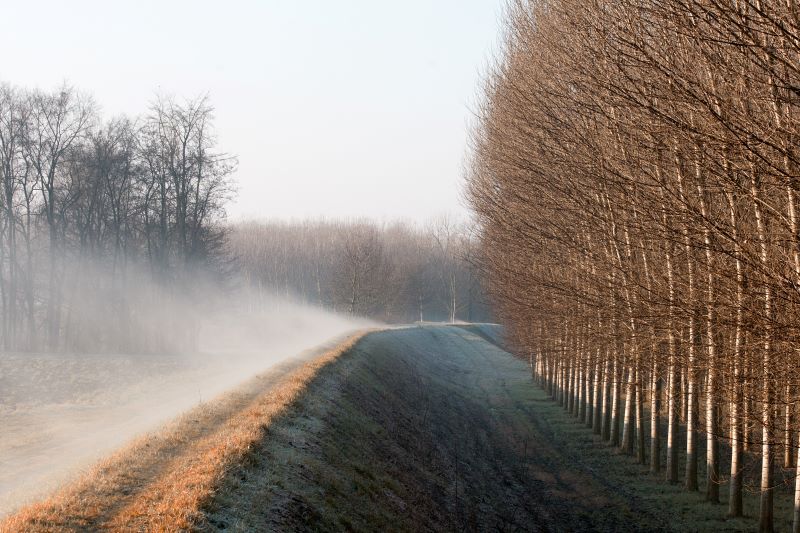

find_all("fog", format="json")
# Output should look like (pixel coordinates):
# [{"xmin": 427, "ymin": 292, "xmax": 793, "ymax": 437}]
[{"xmin": 0, "ymin": 283, "xmax": 372, "ymax": 516}]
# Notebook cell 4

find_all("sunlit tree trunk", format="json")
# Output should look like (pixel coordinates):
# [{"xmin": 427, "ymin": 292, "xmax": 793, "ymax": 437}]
[
  {"xmin": 786, "ymin": 185, "xmax": 800, "ymax": 532},
  {"xmin": 751, "ymin": 169, "xmax": 774, "ymax": 533},
  {"xmin": 593, "ymin": 347, "xmax": 603, "ymax": 434},
  {"xmin": 696, "ymin": 174, "xmax": 720, "ymax": 503},
  {"xmin": 611, "ymin": 343, "xmax": 622, "ymax": 447},
  {"xmin": 665, "ymin": 252, "xmax": 679, "ymax": 483},
  {"xmin": 726, "ymin": 189, "xmax": 744, "ymax": 517},
  {"xmin": 602, "ymin": 348, "xmax": 613, "ymax": 441},
  {"xmin": 636, "ymin": 367, "xmax": 646, "ymax": 464},
  {"xmin": 651, "ymin": 355, "xmax": 662, "ymax": 473},
  {"xmin": 673, "ymin": 154, "xmax": 699, "ymax": 491}
]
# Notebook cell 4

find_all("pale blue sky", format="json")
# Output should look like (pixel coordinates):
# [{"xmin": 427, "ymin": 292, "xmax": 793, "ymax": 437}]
[{"xmin": 0, "ymin": 1, "xmax": 504, "ymax": 221}]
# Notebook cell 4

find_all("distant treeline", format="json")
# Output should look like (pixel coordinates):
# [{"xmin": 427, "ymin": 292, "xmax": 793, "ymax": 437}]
[
  {"xmin": 0, "ymin": 80, "xmax": 489, "ymax": 353},
  {"xmin": 0, "ymin": 82, "xmax": 234, "ymax": 353},
  {"xmin": 228, "ymin": 218, "xmax": 490, "ymax": 323}
]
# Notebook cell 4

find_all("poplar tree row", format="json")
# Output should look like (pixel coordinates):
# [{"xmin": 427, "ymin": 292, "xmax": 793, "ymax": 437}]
[
  {"xmin": 468, "ymin": 1, "xmax": 800, "ymax": 531},
  {"xmin": 0, "ymin": 83, "xmax": 234, "ymax": 353}
]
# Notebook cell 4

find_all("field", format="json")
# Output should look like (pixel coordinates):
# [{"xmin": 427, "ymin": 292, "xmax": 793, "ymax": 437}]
[{"xmin": 0, "ymin": 307, "xmax": 363, "ymax": 520}]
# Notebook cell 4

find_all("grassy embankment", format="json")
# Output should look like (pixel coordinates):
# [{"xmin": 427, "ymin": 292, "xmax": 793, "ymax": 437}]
[
  {"xmin": 203, "ymin": 324, "xmax": 797, "ymax": 532},
  {"xmin": 200, "ymin": 325, "xmax": 654, "ymax": 531},
  {"xmin": 4, "ymin": 323, "xmax": 789, "ymax": 531},
  {"xmin": 0, "ymin": 331, "xmax": 370, "ymax": 532}
]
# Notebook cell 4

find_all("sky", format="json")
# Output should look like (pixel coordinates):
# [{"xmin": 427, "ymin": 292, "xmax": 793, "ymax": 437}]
[{"xmin": 0, "ymin": 0, "xmax": 505, "ymax": 222}]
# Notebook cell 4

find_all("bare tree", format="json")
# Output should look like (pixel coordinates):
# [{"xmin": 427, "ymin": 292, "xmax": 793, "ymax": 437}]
[{"xmin": 467, "ymin": 1, "xmax": 800, "ymax": 530}]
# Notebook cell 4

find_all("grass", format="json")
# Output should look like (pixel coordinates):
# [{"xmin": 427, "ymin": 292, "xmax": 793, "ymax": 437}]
[
  {"xmin": 523, "ymin": 381, "xmax": 799, "ymax": 532},
  {"xmin": 208, "ymin": 334, "xmax": 432, "ymax": 531},
  {"xmin": 203, "ymin": 326, "xmax": 660, "ymax": 531},
  {"xmin": 4, "ymin": 324, "xmax": 779, "ymax": 531},
  {"xmin": 0, "ymin": 330, "xmax": 370, "ymax": 532}
]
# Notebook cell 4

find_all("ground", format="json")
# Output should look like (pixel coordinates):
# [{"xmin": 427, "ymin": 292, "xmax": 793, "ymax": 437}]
[
  {"xmin": 4, "ymin": 324, "xmax": 790, "ymax": 531},
  {"xmin": 201, "ymin": 326, "xmax": 667, "ymax": 532},
  {"xmin": 0, "ymin": 315, "xmax": 358, "ymax": 517}
]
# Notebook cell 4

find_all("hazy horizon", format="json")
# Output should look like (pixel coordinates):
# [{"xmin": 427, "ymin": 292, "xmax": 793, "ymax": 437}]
[{"xmin": 0, "ymin": 0, "xmax": 504, "ymax": 223}]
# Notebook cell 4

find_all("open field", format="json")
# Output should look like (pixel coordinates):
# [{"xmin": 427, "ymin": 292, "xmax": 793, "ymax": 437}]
[{"xmin": 0, "ymin": 329, "xmax": 371, "ymax": 531}]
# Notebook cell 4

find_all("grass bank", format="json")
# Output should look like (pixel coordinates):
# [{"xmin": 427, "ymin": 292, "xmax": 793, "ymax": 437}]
[
  {"xmin": 0, "ymin": 331, "xmax": 369, "ymax": 532},
  {"xmin": 199, "ymin": 325, "xmax": 659, "ymax": 531}
]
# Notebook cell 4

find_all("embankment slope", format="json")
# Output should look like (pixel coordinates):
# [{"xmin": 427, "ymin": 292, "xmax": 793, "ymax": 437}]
[
  {"xmin": 0, "ymin": 332, "xmax": 368, "ymax": 532},
  {"xmin": 201, "ymin": 325, "xmax": 657, "ymax": 532},
  {"xmin": 5, "ymin": 325, "xmax": 683, "ymax": 532}
]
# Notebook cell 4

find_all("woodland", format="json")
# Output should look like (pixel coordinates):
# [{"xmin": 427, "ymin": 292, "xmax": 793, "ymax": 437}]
[
  {"xmin": 0, "ymin": 86, "xmax": 233, "ymax": 353},
  {"xmin": 229, "ymin": 218, "xmax": 488, "ymax": 323},
  {"xmin": 0, "ymin": 83, "xmax": 487, "ymax": 354}
]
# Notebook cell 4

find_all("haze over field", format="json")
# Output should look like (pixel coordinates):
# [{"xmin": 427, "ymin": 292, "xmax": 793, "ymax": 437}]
[{"xmin": 0, "ymin": 291, "xmax": 369, "ymax": 515}]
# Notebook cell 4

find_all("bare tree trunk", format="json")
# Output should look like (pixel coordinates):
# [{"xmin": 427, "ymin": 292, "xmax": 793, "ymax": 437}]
[
  {"xmin": 579, "ymin": 347, "xmax": 587, "ymax": 421},
  {"xmin": 651, "ymin": 357, "xmax": 661, "ymax": 473},
  {"xmin": 794, "ymin": 442, "xmax": 800, "ymax": 533},
  {"xmin": 790, "ymin": 184, "xmax": 800, "ymax": 529},
  {"xmin": 611, "ymin": 348, "xmax": 621, "ymax": 446},
  {"xmin": 727, "ymin": 189, "xmax": 744, "ymax": 517},
  {"xmin": 785, "ymin": 384, "xmax": 794, "ymax": 469},
  {"xmin": 585, "ymin": 360, "xmax": 593, "ymax": 427},
  {"xmin": 636, "ymin": 369, "xmax": 646, "ymax": 464},
  {"xmin": 665, "ymin": 236, "xmax": 679, "ymax": 483},
  {"xmin": 686, "ymin": 325, "xmax": 699, "ymax": 492},
  {"xmin": 697, "ymin": 177, "xmax": 720, "ymax": 503},
  {"xmin": 622, "ymin": 357, "xmax": 635, "ymax": 454},
  {"xmin": 681, "ymin": 363, "xmax": 688, "ymax": 424},
  {"xmin": 676, "ymin": 157, "xmax": 699, "ymax": 492},
  {"xmin": 593, "ymin": 351, "xmax": 603, "ymax": 434},
  {"xmin": 568, "ymin": 356, "xmax": 575, "ymax": 414},
  {"xmin": 602, "ymin": 352, "xmax": 612, "ymax": 441},
  {"xmin": 751, "ymin": 171, "xmax": 774, "ymax": 533}
]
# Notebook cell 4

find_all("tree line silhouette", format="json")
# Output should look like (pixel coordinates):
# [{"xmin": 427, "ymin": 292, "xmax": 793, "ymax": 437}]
[
  {"xmin": 0, "ymin": 83, "xmax": 234, "ymax": 353},
  {"xmin": 228, "ymin": 218, "xmax": 489, "ymax": 323}
]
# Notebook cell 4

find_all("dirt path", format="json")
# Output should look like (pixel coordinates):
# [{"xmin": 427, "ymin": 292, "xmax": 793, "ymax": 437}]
[{"xmin": 202, "ymin": 325, "xmax": 664, "ymax": 532}]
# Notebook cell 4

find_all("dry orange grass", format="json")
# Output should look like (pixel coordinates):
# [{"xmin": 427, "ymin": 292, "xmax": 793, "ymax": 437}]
[{"xmin": 0, "ymin": 330, "xmax": 371, "ymax": 532}]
